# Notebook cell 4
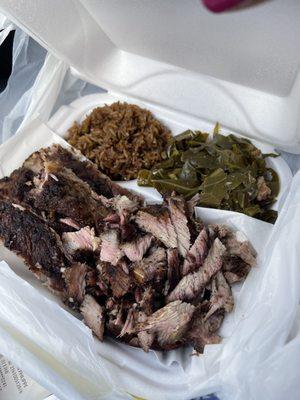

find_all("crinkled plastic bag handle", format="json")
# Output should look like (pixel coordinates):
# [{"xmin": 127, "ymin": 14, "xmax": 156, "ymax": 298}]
[{"xmin": 0, "ymin": 13, "xmax": 15, "ymax": 45}]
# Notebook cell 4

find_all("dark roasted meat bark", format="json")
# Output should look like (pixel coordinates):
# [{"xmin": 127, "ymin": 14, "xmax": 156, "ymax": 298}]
[
  {"xmin": 64, "ymin": 263, "xmax": 87, "ymax": 304},
  {"xmin": 27, "ymin": 161, "xmax": 108, "ymax": 229},
  {"xmin": 24, "ymin": 144, "xmax": 142, "ymax": 202},
  {"xmin": 0, "ymin": 167, "xmax": 35, "ymax": 204},
  {"xmin": 0, "ymin": 198, "xmax": 69, "ymax": 280}
]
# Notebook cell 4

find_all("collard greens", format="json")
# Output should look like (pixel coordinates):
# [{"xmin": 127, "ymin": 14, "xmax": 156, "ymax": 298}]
[{"xmin": 138, "ymin": 126, "xmax": 279, "ymax": 223}]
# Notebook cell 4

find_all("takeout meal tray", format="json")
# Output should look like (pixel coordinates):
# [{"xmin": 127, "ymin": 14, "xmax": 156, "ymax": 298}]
[
  {"xmin": 0, "ymin": 112, "xmax": 278, "ymax": 400},
  {"xmin": 0, "ymin": 1, "xmax": 299, "ymax": 399}
]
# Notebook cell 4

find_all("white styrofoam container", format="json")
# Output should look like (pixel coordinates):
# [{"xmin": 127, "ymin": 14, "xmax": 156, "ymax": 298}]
[{"xmin": 0, "ymin": 1, "xmax": 299, "ymax": 400}]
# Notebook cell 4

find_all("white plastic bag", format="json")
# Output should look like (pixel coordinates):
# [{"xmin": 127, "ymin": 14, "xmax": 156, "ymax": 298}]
[
  {"xmin": 0, "ymin": 23, "xmax": 103, "ymax": 145},
  {"xmin": 0, "ymin": 13, "xmax": 15, "ymax": 45},
  {"xmin": 0, "ymin": 26, "xmax": 46, "ymax": 142}
]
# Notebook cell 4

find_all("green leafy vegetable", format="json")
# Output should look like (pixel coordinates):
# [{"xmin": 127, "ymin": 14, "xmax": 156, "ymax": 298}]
[{"xmin": 137, "ymin": 125, "xmax": 280, "ymax": 223}]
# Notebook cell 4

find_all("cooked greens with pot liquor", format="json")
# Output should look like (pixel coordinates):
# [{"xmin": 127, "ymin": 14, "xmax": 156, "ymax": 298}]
[{"xmin": 137, "ymin": 125, "xmax": 279, "ymax": 223}]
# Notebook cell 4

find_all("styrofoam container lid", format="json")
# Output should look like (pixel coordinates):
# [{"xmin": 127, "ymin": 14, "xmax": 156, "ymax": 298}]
[{"xmin": 1, "ymin": 0, "xmax": 300, "ymax": 152}]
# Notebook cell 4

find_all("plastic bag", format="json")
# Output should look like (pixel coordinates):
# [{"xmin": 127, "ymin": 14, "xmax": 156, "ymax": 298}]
[
  {"xmin": 0, "ymin": 20, "xmax": 300, "ymax": 400},
  {"xmin": 0, "ymin": 26, "xmax": 46, "ymax": 142},
  {"xmin": 0, "ymin": 13, "xmax": 15, "ymax": 45},
  {"xmin": 0, "ymin": 21, "xmax": 102, "ymax": 145}
]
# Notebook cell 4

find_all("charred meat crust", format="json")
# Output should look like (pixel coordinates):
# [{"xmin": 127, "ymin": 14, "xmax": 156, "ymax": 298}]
[
  {"xmin": 0, "ymin": 198, "xmax": 69, "ymax": 279},
  {"xmin": 25, "ymin": 144, "xmax": 142, "ymax": 202},
  {"xmin": 27, "ymin": 162, "xmax": 109, "ymax": 229},
  {"xmin": 0, "ymin": 168, "xmax": 35, "ymax": 204}
]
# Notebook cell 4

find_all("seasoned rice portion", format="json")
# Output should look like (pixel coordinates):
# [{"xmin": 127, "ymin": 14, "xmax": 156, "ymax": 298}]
[{"xmin": 67, "ymin": 102, "xmax": 171, "ymax": 181}]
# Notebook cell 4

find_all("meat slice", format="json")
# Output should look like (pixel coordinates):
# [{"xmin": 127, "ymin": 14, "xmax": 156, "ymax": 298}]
[
  {"xmin": 132, "ymin": 247, "xmax": 166, "ymax": 285},
  {"xmin": 62, "ymin": 227, "xmax": 100, "ymax": 254},
  {"xmin": 0, "ymin": 199, "xmax": 69, "ymax": 279},
  {"xmin": 136, "ymin": 300, "xmax": 195, "ymax": 348},
  {"xmin": 27, "ymin": 265, "xmax": 65, "ymax": 297},
  {"xmin": 182, "ymin": 227, "xmax": 208, "ymax": 276},
  {"xmin": 85, "ymin": 268, "xmax": 98, "ymax": 287},
  {"xmin": 186, "ymin": 303, "xmax": 224, "ymax": 353},
  {"xmin": 27, "ymin": 161, "xmax": 108, "ymax": 229},
  {"xmin": 59, "ymin": 218, "xmax": 81, "ymax": 230},
  {"xmin": 139, "ymin": 287, "xmax": 154, "ymax": 315},
  {"xmin": 0, "ymin": 167, "xmax": 35, "ymax": 205},
  {"xmin": 167, "ymin": 197, "xmax": 191, "ymax": 257},
  {"xmin": 186, "ymin": 193, "xmax": 201, "ymax": 216},
  {"xmin": 223, "ymin": 255, "xmax": 251, "ymax": 284},
  {"xmin": 167, "ymin": 248, "xmax": 180, "ymax": 291},
  {"xmin": 64, "ymin": 263, "xmax": 87, "ymax": 304},
  {"xmin": 135, "ymin": 205, "xmax": 177, "ymax": 249},
  {"xmin": 100, "ymin": 230, "xmax": 123, "ymax": 266},
  {"xmin": 257, "ymin": 176, "xmax": 271, "ymax": 201},
  {"xmin": 207, "ymin": 224, "xmax": 231, "ymax": 242},
  {"xmin": 205, "ymin": 272, "xmax": 234, "ymax": 320},
  {"xmin": 98, "ymin": 261, "xmax": 131, "ymax": 298},
  {"xmin": 119, "ymin": 307, "xmax": 136, "ymax": 337},
  {"xmin": 80, "ymin": 295, "xmax": 105, "ymax": 341},
  {"xmin": 209, "ymin": 224, "xmax": 257, "ymax": 268},
  {"xmin": 137, "ymin": 311, "xmax": 155, "ymax": 352},
  {"xmin": 167, "ymin": 238, "xmax": 226, "ymax": 303},
  {"xmin": 225, "ymin": 231, "xmax": 257, "ymax": 267},
  {"xmin": 106, "ymin": 299, "xmax": 124, "ymax": 337},
  {"xmin": 99, "ymin": 195, "xmax": 139, "ymax": 217},
  {"xmin": 26, "ymin": 144, "xmax": 141, "ymax": 202},
  {"xmin": 122, "ymin": 234, "xmax": 153, "ymax": 262},
  {"xmin": 99, "ymin": 194, "xmax": 139, "ymax": 240}
]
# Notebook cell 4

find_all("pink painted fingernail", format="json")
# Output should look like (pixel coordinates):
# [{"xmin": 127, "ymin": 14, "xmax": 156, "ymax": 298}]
[{"xmin": 202, "ymin": 0, "xmax": 245, "ymax": 13}]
